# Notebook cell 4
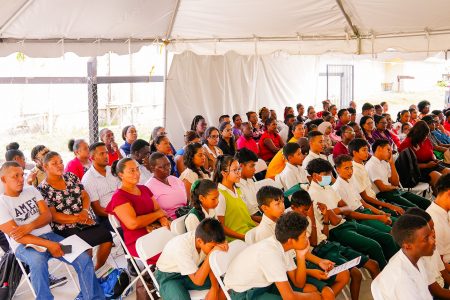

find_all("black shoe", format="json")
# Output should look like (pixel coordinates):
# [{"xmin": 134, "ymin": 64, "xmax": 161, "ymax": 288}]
[
  {"xmin": 127, "ymin": 259, "xmax": 139, "ymax": 277},
  {"xmin": 49, "ymin": 274, "xmax": 68, "ymax": 289}
]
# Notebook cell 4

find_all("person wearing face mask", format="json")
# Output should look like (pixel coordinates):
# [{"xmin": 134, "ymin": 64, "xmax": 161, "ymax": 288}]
[{"xmin": 306, "ymin": 158, "xmax": 398, "ymax": 270}]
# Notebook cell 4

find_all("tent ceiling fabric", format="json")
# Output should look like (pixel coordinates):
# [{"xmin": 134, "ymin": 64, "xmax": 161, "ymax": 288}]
[{"xmin": 0, "ymin": 0, "xmax": 450, "ymax": 56}]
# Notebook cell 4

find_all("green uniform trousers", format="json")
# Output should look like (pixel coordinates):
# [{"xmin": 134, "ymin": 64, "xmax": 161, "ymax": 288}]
[
  {"xmin": 377, "ymin": 189, "xmax": 430, "ymax": 210},
  {"xmin": 230, "ymin": 280, "xmax": 304, "ymax": 299},
  {"xmin": 311, "ymin": 240, "xmax": 369, "ymax": 268},
  {"xmin": 155, "ymin": 270, "xmax": 211, "ymax": 300},
  {"xmin": 355, "ymin": 207, "xmax": 396, "ymax": 234},
  {"xmin": 329, "ymin": 220, "xmax": 397, "ymax": 269}
]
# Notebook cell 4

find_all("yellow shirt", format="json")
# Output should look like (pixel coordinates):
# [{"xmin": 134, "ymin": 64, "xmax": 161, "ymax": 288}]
[{"xmin": 265, "ymin": 137, "xmax": 297, "ymax": 179}]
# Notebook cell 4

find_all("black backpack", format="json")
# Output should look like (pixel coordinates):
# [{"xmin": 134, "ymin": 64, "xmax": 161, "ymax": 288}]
[
  {"xmin": 0, "ymin": 251, "xmax": 23, "ymax": 300},
  {"xmin": 395, "ymin": 147, "xmax": 421, "ymax": 188}
]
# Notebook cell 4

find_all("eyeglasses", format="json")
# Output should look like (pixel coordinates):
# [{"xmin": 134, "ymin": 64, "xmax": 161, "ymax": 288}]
[
  {"xmin": 227, "ymin": 168, "xmax": 242, "ymax": 174},
  {"xmin": 209, "ymin": 135, "xmax": 219, "ymax": 139}
]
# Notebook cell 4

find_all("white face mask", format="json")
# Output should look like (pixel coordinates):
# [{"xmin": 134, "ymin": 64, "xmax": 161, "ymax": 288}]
[{"xmin": 319, "ymin": 175, "xmax": 332, "ymax": 187}]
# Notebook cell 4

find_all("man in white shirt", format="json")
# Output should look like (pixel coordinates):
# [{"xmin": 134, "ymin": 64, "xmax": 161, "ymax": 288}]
[
  {"xmin": 224, "ymin": 212, "xmax": 321, "ymax": 299},
  {"xmin": 406, "ymin": 207, "xmax": 450, "ymax": 299},
  {"xmin": 348, "ymin": 138, "xmax": 405, "ymax": 216},
  {"xmin": 82, "ymin": 142, "xmax": 120, "ymax": 232},
  {"xmin": 426, "ymin": 174, "xmax": 450, "ymax": 264},
  {"xmin": 365, "ymin": 139, "xmax": 430, "ymax": 210},
  {"xmin": 130, "ymin": 139, "xmax": 153, "ymax": 185},
  {"xmin": 371, "ymin": 214, "xmax": 435, "ymax": 300},
  {"xmin": 276, "ymin": 142, "xmax": 309, "ymax": 191},
  {"xmin": 0, "ymin": 161, "xmax": 103, "ymax": 300},
  {"xmin": 156, "ymin": 218, "xmax": 228, "ymax": 300},
  {"xmin": 302, "ymin": 131, "xmax": 327, "ymax": 172}
]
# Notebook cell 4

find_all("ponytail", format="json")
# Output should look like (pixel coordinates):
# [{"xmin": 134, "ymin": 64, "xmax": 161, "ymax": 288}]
[{"xmin": 190, "ymin": 179, "xmax": 218, "ymax": 219}]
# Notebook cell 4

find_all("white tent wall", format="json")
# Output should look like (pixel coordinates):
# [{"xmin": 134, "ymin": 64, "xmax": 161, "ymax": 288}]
[{"xmin": 166, "ymin": 51, "xmax": 385, "ymax": 148}]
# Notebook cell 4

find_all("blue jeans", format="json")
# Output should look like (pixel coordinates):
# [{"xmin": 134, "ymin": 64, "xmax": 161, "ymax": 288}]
[{"xmin": 15, "ymin": 232, "xmax": 105, "ymax": 300}]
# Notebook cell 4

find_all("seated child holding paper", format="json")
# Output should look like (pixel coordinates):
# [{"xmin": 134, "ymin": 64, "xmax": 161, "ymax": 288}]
[
  {"xmin": 0, "ymin": 162, "xmax": 104, "ymax": 300},
  {"xmin": 253, "ymin": 186, "xmax": 350, "ymax": 300},
  {"xmin": 291, "ymin": 189, "xmax": 380, "ymax": 300}
]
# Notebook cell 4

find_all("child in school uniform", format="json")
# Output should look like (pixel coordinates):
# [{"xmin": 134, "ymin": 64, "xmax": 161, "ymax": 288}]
[
  {"xmin": 224, "ymin": 212, "xmax": 321, "ymax": 300},
  {"xmin": 291, "ymin": 190, "xmax": 380, "ymax": 300},
  {"xmin": 213, "ymin": 155, "xmax": 257, "ymax": 241},
  {"xmin": 253, "ymin": 186, "xmax": 350, "ymax": 300},
  {"xmin": 155, "ymin": 218, "xmax": 228, "ymax": 300},
  {"xmin": 302, "ymin": 131, "xmax": 328, "ymax": 170},
  {"xmin": 235, "ymin": 148, "xmax": 279, "ymax": 221},
  {"xmin": 371, "ymin": 214, "xmax": 435, "ymax": 300},
  {"xmin": 305, "ymin": 158, "xmax": 398, "ymax": 269},
  {"xmin": 405, "ymin": 207, "xmax": 450, "ymax": 299},
  {"xmin": 348, "ymin": 138, "xmax": 405, "ymax": 216},
  {"xmin": 276, "ymin": 142, "xmax": 310, "ymax": 191},
  {"xmin": 333, "ymin": 154, "xmax": 395, "ymax": 234},
  {"xmin": 185, "ymin": 179, "xmax": 219, "ymax": 232}
]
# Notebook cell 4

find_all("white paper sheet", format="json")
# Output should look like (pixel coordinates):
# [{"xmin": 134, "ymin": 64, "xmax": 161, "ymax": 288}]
[
  {"xmin": 327, "ymin": 256, "xmax": 361, "ymax": 278},
  {"xmin": 60, "ymin": 235, "xmax": 92, "ymax": 263}
]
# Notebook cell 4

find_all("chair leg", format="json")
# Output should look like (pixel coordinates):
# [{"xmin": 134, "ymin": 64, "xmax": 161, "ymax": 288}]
[
  {"xmin": 65, "ymin": 264, "xmax": 80, "ymax": 291},
  {"xmin": 15, "ymin": 259, "xmax": 36, "ymax": 299}
]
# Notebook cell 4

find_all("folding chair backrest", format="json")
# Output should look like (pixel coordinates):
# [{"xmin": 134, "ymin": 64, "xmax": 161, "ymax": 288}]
[
  {"xmin": 255, "ymin": 159, "xmax": 268, "ymax": 173},
  {"xmin": 170, "ymin": 215, "xmax": 187, "ymax": 235},
  {"xmin": 108, "ymin": 214, "xmax": 120, "ymax": 230},
  {"xmin": 209, "ymin": 240, "xmax": 247, "ymax": 300},
  {"xmin": 135, "ymin": 228, "xmax": 175, "ymax": 262},
  {"xmin": 244, "ymin": 227, "xmax": 257, "ymax": 244}
]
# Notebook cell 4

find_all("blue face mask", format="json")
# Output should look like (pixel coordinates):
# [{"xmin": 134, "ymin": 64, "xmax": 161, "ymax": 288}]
[{"xmin": 319, "ymin": 175, "xmax": 332, "ymax": 187}]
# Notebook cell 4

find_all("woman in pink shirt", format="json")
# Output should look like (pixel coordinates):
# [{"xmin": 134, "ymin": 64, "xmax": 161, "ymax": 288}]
[
  {"xmin": 236, "ymin": 122, "xmax": 258, "ymax": 155},
  {"xmin": 64, "ymin": 139, "xmax": 91, "ymax": 180},
  {"xmin": 145, "ymin": 152, "xmax": 187, "ymax": 219}
]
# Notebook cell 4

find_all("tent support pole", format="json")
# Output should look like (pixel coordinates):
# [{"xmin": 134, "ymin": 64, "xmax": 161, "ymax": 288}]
[
  {"xmin": 163, "ymin": 48, "xmax": 168, "ymax": 128},
  {"xmin": 335, "ymin": 0, "xmax": 360, "ymax": 54},
  {"xmin": 166, "ymin": 0, "xmax": 181, "ymax": 39}
]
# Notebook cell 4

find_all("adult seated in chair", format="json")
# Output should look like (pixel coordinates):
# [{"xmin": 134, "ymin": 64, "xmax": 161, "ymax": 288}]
[
  {"xmin": 399, "ymin": 120, "xmax": 450, "ymax": 194},
  {"xmin": 106, "ymin": 158, "xmax": 170, "ymax": 264},
  {"xmin": 38, "ymin": 151, "xmax": 113, "ymax": 271},
  {"xmin": 0, "ymin": 161, "xmax": 104, "ymax": 300}
]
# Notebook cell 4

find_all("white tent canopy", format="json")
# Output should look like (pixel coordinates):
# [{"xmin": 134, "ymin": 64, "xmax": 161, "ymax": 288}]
[{"xmin": 1, "ymin": 0, "xmax": 450, "ymax": 57}]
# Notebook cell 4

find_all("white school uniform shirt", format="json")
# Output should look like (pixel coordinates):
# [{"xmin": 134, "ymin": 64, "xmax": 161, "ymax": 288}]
[
  {"xmin": 156, "ymin": 231, "xmax": 206, "ymax": 275},
  {"xmin": 306, "ymin": 216, "xmax": 327, "ymax": 245},
  {"xmin": 426, "ymin": 202, "xmax": 450, "ymax": 263},
  {"xmin": 422, "ymin": 249, "xmax": 445, "ymax": 287},
  {"xmin": 236, "ymin": 178, "xmax": 260, "ymax": 215},
  {"xmin": 302, "ymin": 152, "xmax": 327, "ymax": 174},
  {"xmin": 276, "ymin": 162, "xmax": 309, "ymax": 191},
  {"xmin": 224, "ymin": 236, "xmax": 297, "ymax": 293},
  {"xmin": 332, "ymin": 176, "xmax": 363, "ymax": 211},
  {"xmin": 278, "ymin": 122, "xmax": 289, "ymax": 143},
  {"xmin": 365, "ymin": 156, "xmax": 391, "ymax": 194},
  {"xmin": 138, "ymin": 164, "xmax": 153, "ymax": 185},
  {"xmin": 371, "ymin": 250, "xmax": 432, "ymax": 300},
  {"xmin": 179, "ymin": 168, "xmax": 210, "ymax": 184},
  {"xmin": 308, "ymin": 181, "xmax": 345, "ymax": 230},
  {"xmin": 352, "ymin": 161, "xmax": 377, "ymax": 198},
  {"xmin": 253, "ymin": 214, "xmax": 276, "ymax": 243},
  {"xmin": 82, "ymin": 166, "xmax": 120, "ymax": 208},
  {"xmin": 184, "ymin": 207, "xmax": 217, "ymax": 232},
  {"xmin": 0, "ymin": 186, "xmax": 52, "ymax": 251}
]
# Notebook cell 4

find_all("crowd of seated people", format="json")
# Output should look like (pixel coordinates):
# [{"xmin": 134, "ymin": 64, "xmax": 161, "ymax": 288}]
[{"xmin": 0, "ymin": 99, "xmax": 450, "ymax": 300}]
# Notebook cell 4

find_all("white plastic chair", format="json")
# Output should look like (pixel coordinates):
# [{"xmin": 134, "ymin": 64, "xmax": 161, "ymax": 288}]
[
  {"xmin": 135, "ymin": 227, "xmax": 207, "ymax": 300},
  {"xmin": 244, "ymin": 227, "xmax": 258, "ymax": 244},
  {"xmin": 5, "ymin": 234, "xmax": 79, "ymax": 299},
  {"xmin": 255, "ymin": 159, "xmax": 268, "ymax": 173},
  {"xmin": 170, "ymin": 214, "xmax": 187, "ymax": 235},
  {"xmin": 108, "ymin": 214, "xmax": 155, "ymax": 299},
  {"xmin": 209, "ymin": 240, "xmax": 248, "ymax": 300},
  {"xmin": 407, "ymin": 182, "xmax": 431, "ymax": 198}
]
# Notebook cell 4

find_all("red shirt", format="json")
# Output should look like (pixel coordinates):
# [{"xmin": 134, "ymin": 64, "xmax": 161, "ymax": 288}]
[
  {"xmin": 64, "ymin": 157, "xmax": 86, "ymax": 180},
  {"xmin": 108, "ymin": 151, "xmax": 119, "ymax": 166},
  {"xmin": 444, "ymin": 121, "xmax": 450, "ymax": 133},
  {"xmin": 106, "ymin": 185, "xmax": 160, "ymax": 263},
  {"xmin": 237, "ymin": 135, "xmax": 258, "ymax": 155},
  {"xmin": 398, "ymin": 137, "xmax": 434, "ymax": 163},
  {"xmin": 332, "ymin": 141, "xmax": 349, "ymax": 159},
  {"xmin": 258, "ymin": 131, "xmax": 282, "ymax": 162},
  {"xmin": 389, "ymin": 130, "xmax": 401, "ymax": 148}
]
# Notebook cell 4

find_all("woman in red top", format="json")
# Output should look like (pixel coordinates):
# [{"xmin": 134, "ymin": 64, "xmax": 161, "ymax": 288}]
[
  {"xmin": 106, "ymin": 158, "xmax": 170, "ymax": 263},
  {"xmin": 258, "ymin": 117, "xmax": 285, "ymax": 162},
  {"xmin": 100, "ymin": 128, "xmax": 122, "ymax": 166},
  {"xmin": 64, "ymin": 139, "xmax": 91, "ymax": 180},
  {"xmin": 398, "ymin": 121, "xmax": 450, "ymax": 192}
]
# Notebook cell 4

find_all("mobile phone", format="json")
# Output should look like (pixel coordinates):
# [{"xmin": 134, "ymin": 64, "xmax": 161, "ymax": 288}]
[{"xmin": 61, "ymin": 245, "xmax": 72, "ymax": 254}]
